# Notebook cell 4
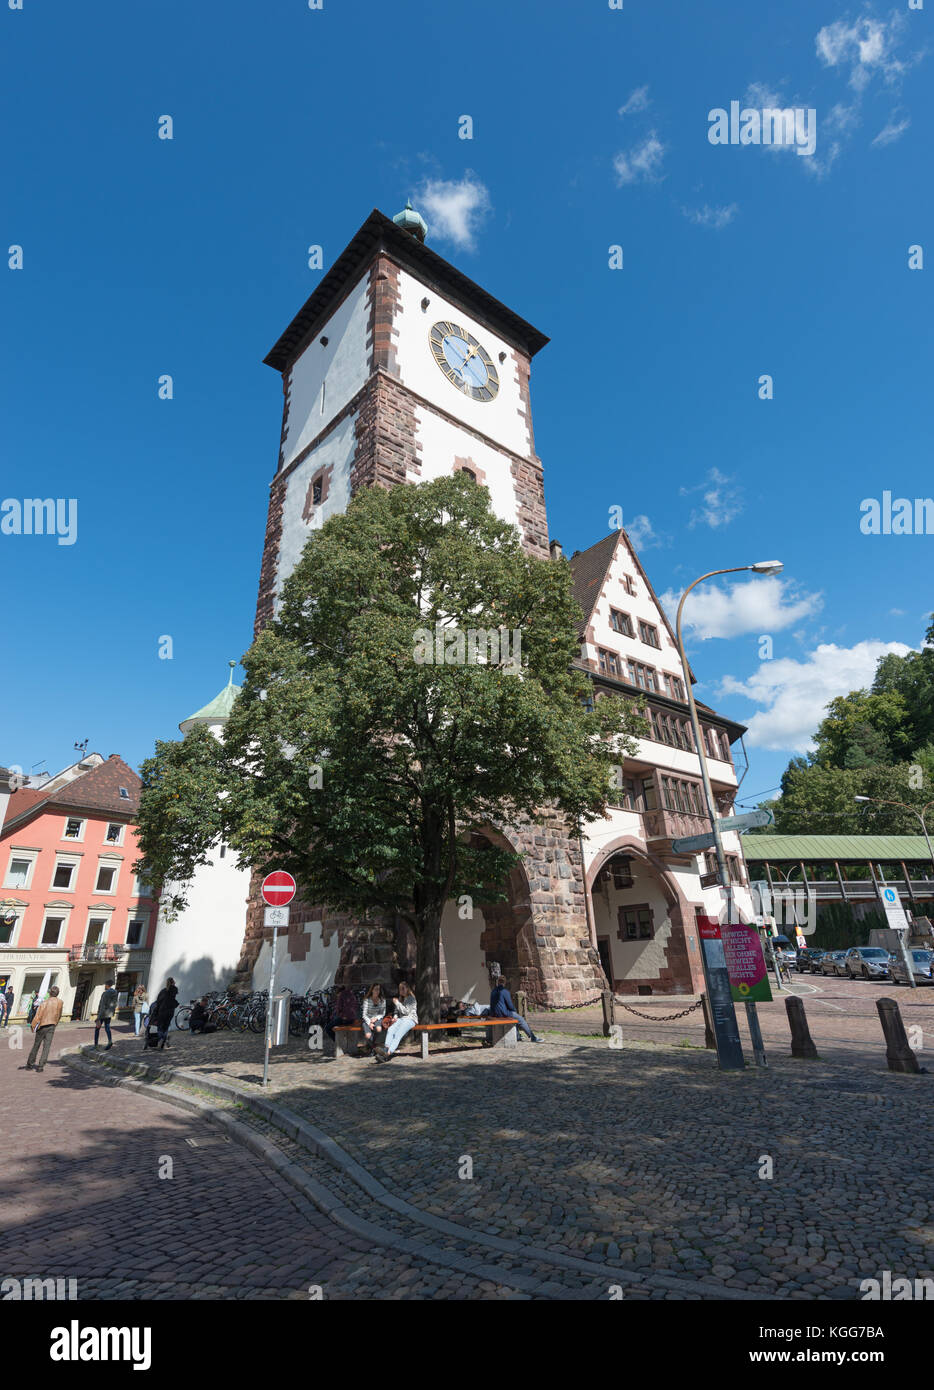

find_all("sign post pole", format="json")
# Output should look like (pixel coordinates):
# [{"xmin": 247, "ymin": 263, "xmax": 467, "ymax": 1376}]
[
  {"xmin": 876, "ymin": 874, "xmax": 916, "ymax": 991},
  {"xmin": 259, "ymin": 872, "xmax": 298, "ymax": 1088},
  {"xmin": 744, "ymin": 1001, "xmax": 767, "ymax": 1068}
]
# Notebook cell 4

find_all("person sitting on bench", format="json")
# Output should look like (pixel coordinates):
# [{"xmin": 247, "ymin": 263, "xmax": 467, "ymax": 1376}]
[
  {"xmin": 361, "ymin": 983, "xmax": 390, "ymax": 1054},
  {"xmin": 376, "ymin": 980, "xmax": 418, "ymax": 1062},
  {"xmin": 489, "ymin": 976, "xmax": 543, "ymax": 1042}
]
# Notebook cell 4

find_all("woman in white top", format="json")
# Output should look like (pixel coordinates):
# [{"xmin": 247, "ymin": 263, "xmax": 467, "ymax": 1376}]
[
  {"xmin": 376, "ymin": 980, "xmax": 418, "ymax": 1062},
  {"xmin": 361, "ymin": 983, "xmax": 389, "ymax": 1053}
]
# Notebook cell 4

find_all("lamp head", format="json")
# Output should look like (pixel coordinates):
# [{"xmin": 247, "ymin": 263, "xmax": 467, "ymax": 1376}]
[
  {"xmin": 750, "ymin": 560, "xmax": 784, "ymax": 576},
  {"xmin": 855, "ymin": 796, "xmax": 871, "ymax": 803}
]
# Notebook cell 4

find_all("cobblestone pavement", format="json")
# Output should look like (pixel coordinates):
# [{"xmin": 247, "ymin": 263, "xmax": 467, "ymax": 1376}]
[
  {"xmin": 0, "ymin": 1022, "xmax": 544, "ymax": 1300},
  {"xmin": 76, "ymin": 1006, "xmax": 934, "ymax": 1302}
]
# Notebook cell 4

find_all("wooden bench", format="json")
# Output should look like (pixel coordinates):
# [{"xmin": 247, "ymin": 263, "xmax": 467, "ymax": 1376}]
[{"xmin": 332, "ymin": 1017, "xmax": 518, "ymax": 1059}]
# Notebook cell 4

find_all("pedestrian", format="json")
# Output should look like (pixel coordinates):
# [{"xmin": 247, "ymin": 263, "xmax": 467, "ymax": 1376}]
[
  {"xmin": 25, "ymin": 990, "xmax": 38, "ymax": 1026},
  {"xmin": 0, "ymin": 989, "xmax": 6, "ymax": 1028},
  {"xmin": 360, "ymin": 983, "xmax": 390, "ymax": 1055},
  {"xmin": 325, "ymin": 984, "xmax": 359, "ymax": 1042},
  {"xmin": 132, "ymin": 985, "xmax": 148, "ymax": 1037},
  {"xmin": 189, "ymin": 997, "xmax": 217, "ymax": 1034},
  {"xmin": 2, "ymin": 985, "xmax": 12, "ymax": 1026},
  {"xmin": 93, "ymin": 979, "xmax": 118, "ymax": 1048},
  {"xmin": 24, "ymin": 985, "xmax": 63, "ymax": 1073},
  {"xmin": 150, "ymin": 977, "xmax": 179, "ymax": 1049},
  {"xmin": 489, "ymin": 975, "xmax": 543, "ymax": 1043},
  {"xmin": 376, "ymin": 980, "xmax": 418, "ymax": 1062}
]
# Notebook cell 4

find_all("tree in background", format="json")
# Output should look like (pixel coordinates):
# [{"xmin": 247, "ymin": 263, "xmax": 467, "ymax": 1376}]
[{"xmin": 136, "ymin": 474, "xmax": 646, "ymax": 1019}]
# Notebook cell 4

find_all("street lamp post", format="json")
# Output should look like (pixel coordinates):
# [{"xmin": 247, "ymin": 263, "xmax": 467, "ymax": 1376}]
[{"xmin": 675, "ymin": 559, "xmax": 784, "ymax": 1072}]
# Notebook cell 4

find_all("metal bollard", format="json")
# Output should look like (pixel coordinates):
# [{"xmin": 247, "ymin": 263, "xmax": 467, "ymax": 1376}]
[
  {"xmin": 601, "ymin": 989, "xmax": 616, "ymax": 1038},
  {"xmin": 876, "ymin": 997, "xmax": 922, "ymax": 1074},
  {"xmin": 785, "ymin": 995, "xmax": 818, "ymax": 1059}
]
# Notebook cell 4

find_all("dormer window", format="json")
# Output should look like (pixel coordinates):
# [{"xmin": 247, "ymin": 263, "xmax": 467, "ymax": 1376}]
[{"xmin": 119, "ymin": 787, "xmax": 130, "ymax": 800}]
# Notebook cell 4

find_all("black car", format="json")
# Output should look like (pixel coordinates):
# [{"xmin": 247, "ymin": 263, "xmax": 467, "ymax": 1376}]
[{"xmin": 796, "ymin": 948, "xmax": 826, "ymax": 973}]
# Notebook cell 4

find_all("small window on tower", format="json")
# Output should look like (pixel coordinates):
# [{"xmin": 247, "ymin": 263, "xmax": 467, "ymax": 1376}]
[
  {"xmin": 461, "ymin": 468, "xmax": 476, "ymax": 482},
  {"xmin": 312, "ymin": 477, "xmax": 323, "ymax": 506}
]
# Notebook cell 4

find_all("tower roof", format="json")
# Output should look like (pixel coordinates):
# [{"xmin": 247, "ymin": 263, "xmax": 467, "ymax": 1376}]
[
  {"xmin": 264, "ymin": 208, "xmax": 549, "ymax": 373},
  {"xmin": 179, "ymin": 663, "xmax": 241, "ymax": 734},
  {"xmin": 392, "ymin": 200, "xmax": 428, "ymax": 242}
]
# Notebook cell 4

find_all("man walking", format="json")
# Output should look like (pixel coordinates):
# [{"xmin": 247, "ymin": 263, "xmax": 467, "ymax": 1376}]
[
  {"xmin": 25, "ymin": 985, "xmax": 63, "ymax": 1073},
  {"xmin": 93, "ymin": 979, "xmax": 118, "ymax": 1049},
  {"xmin": 2, "ymin": 984, "xmax": 13, "ymax": 1026}
]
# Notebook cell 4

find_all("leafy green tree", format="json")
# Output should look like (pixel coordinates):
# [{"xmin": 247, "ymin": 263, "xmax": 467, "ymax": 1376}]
[{"xmin": 136, "ymin": 475, "xmax": 646, "ymax": 1019}]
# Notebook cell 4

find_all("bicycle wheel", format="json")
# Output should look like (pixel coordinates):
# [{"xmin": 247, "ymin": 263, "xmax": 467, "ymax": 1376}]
[
  {"xmin": 175, "ymin": 1006, "xmax": 191, "ymax": 1030},
  {"xmin": 249, "ymin": 1005, "xmax": 266, "ymax": 1034}
]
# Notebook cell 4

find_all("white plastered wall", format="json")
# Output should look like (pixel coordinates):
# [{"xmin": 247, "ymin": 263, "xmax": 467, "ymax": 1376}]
[
  {"xmin": 252, "ymin": 923, "xmax": 341, "ymax": 996},
  {"xmin": 280, "ymin": 277, "xmax": 370, "ymax": 471},
  {"xmin": 273, "ymin": 411, "xmax": 356, "ymax": 604},
  {"xmin": 394, "ymin": 267, "xmax": 532, "ymax": 460},
  {"xmin": 412, "ymin": 405, "xmax": 521, "ymax": 531}
]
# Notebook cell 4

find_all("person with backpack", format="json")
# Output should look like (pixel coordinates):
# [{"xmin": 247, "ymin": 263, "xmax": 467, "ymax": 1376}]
[{"xmin": 93, "ymin": 980, "xmax": 118, "ymax": 1048}]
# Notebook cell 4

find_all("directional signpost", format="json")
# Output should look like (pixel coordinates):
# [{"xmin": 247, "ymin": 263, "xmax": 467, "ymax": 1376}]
[
  {"xmin": 671, "ymin": 808, "xmax": 774, "ymax": 857},
  {"xmin": 261, "ymin": 871, "xmax": 297, "ymax": 1086}
]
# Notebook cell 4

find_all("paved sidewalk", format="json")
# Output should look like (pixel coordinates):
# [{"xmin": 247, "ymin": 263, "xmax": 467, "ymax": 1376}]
[
  {"xmin": 77, "ymin": 1015, "xmax": 934, "ymax": 1300},
  {"xmin": 0, "ymin": 1022, "xmax": 519, "ymax": 1299}
]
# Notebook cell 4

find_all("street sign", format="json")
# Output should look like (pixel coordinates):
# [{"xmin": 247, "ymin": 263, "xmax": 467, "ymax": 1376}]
[
  {"xmin": 264, "ymin": 905, "xmax": 290, "ymax": 929},
  {"xmin": 877, "ymin": 884, "xmax": 909, "ymax": 931},
  {"xmin": 700, "ymin": 869, "xmax": 722, "ymax": 889},
  {"xmin": 261, "ymin": 870, "xmax": 296, "ymax": 907},
  {"xmin": 695, "ymin": 916, "xmax": 746, "ymax": 1070},
  {"xmin": 716, "ymin": 809, "xmax": 775, "ymax": 834},
  {"xmin": 671, "ymin": 830, "xmax": 717, "ymax": 855},
  {"xmin": 720, "ymin": 921, "xmax": 773, "ymax": 1003}
]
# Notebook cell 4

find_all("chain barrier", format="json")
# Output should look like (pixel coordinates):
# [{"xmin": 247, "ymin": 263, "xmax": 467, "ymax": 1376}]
[{"xmin": 614, "ymin": 999, "xmax": 703, "ymax": 1022}]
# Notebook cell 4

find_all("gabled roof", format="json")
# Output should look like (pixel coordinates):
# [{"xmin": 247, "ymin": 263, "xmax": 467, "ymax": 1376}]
[
  {"xmin": 264, "ymin": 208, "xmax": 549, "ymax": 373},
  {"xmin": 568, "ymin": 530, "xmax": 694, "ymax": 680},
  {"xmin": 2, "ymin": 755, "xmax": 142, "ymax": 835},
  {"xmin": 744, "ymin": 835, "xmax": 933, "ymax": 862}
]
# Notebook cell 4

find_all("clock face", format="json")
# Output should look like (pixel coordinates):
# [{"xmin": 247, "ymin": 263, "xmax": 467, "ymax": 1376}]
[{"xmin": 429, "ymin": 321, "xmax": 500, "ymax": 402}]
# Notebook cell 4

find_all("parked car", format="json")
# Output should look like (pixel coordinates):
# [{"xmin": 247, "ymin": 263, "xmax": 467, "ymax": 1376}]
[
  {"xmin": 889, "ymin": 949, "xmax": 934, "ymax": 986},
  {"xmin": 845, "ymin": 946, "xmax": 891, "ymax": 981},
  {"xmin": 796, "ymin": 948, "xmax": 826, "ymax": 973},
  {"xmin": 819, "ymin": 950, "xmax": 848, "ymax": 976}
]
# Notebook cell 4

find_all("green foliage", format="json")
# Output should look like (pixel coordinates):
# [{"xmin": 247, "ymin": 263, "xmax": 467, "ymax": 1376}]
[
  {"xmin": 769, "ymin": 614, "xmax": 934, "ymax": 834},
  {"xmin": 136, "ymin": 475, "xmax": 646, "ymax": 1015},
  {"xmin": 134, "ymin": 724, "xmax": 226, "ymax": 919}
]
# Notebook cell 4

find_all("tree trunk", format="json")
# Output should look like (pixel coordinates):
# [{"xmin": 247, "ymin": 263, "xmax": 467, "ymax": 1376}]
[{"xmin": 415, "ymin": 909, "xmax": 443, "ymax": 1022}]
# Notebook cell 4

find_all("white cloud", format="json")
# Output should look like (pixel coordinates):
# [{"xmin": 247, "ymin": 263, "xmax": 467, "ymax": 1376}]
[
  {"xmin": 815, "ymin": 16, "xmax": 906, "ymax": 89},
  {"xmin": 742, "ymin": 83, "xmax": 802, "ymax": 150},
  {"xmin": 613, "ymin": 133, "xmax": 666, "ymax": 185},
  {"xmin": 417, "ymin": 174, "xmax": 491, "ymax": 251},
  {"xmin": 624, "ymin": 514, "xmax": 663, "ymax": 550},
  {"xmin": 718, "ymin": 640, "xmax": 913, "ymax": 752},
  {"xmin": 682, "ymin": 203, "xmax": 738, "ymax": 229},
  {"xmin": 618, "ymin": 86, "xmax": 650, "ymax": 115},
  {"xmin": 660, "ymin": 576, "xmax": 823, "ymax": 641},
  {"xmin": 679, "ymin": 467, "xmax": 743, "ymax": 529},
  {"xmin": 872, "ymin": 115, "xmax": 910, "ymax": 146}
]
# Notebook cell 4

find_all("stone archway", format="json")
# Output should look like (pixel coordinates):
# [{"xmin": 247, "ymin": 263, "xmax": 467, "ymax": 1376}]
[
  {"xmin": 586, "ymin": 835, "xmax": 705, "ymax": 995},
  {"xmin": 472, "ymin": 817, "xmax": 604, "ymax": 1007}
]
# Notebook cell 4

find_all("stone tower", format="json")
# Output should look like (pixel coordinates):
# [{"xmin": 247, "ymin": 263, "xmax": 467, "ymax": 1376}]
[{"xmin": 236, "ymin": 206, "xmax": 603, "ymax": 1007}]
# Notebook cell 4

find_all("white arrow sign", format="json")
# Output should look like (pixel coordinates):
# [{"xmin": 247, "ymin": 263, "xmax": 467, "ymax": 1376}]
[{"xmin": 716, "ymin": 809, "xmax": 775, "ymax": 834}]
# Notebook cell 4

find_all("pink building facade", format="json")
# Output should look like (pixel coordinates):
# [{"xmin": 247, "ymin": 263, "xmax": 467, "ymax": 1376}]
[{"xmin": 0, "ymin": 753, "xmax": 157, "ymax": 1021}]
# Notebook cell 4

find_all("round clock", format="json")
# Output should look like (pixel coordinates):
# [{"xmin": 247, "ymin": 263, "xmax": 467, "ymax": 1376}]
[{"xmin": 429, "ymin": 320, "xmax": 500, "ymax": 402}]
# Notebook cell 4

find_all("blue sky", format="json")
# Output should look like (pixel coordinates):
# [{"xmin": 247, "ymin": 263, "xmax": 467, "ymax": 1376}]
[{"xmin": 1, "ymin": 0, "xmax": 930, "ymax": 811}]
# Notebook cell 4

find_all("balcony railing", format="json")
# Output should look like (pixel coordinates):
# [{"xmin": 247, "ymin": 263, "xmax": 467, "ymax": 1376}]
[
  {"xmin": 643, "ymin": 808, "xmax": 710, "ymax": 845},
  {"xmin": 68, "ymin": 943, "xmax": 129, "ymax": 964}
]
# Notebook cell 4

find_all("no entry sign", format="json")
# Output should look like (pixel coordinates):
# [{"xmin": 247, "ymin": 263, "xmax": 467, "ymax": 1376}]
[{"xmin": 261, "ymin": 871, "xmax": 296, "ymax": 907}]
